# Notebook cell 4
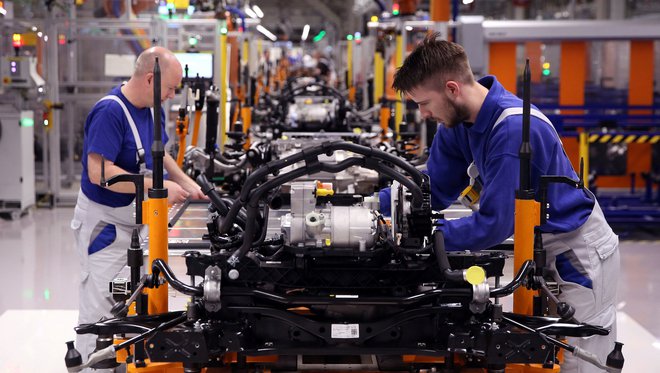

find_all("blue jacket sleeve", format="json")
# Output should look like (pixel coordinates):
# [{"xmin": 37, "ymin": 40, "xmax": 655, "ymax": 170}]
[
  {"xmin": 438, "ymin": 153, "xmax": 518, "ymax": 251},
  {"xmin": 427, "ymin": 126, "xmax": 470, "ymax": 210}
]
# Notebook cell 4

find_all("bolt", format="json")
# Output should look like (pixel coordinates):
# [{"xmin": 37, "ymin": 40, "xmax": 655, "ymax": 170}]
[
  {"xmin": 541, "ymin": 344, "xmax": 546, "ymax": 350},
  {"xmin": 417, "ymin": 342, "xmax": 426, "ymax": 348},
  {"xmin": 154, "ymin": 211, "xmax": 158, "ymax": 216},
  {"xmin": 264, "ymin": 342, "xmax": 273, "ymax": 347},
  {"xmin": 495, "ymin": 344, "xmax": 501, "ymax": 350}
]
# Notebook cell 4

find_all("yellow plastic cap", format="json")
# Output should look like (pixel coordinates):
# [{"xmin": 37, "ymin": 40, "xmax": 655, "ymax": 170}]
[{"xmin": 465, "ymin": 266, "xmax": 486, "ymax": 285}]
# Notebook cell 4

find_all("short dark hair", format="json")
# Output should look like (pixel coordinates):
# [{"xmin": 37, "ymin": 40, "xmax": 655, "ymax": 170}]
[{"xmin": 392, "ymin": 32, "xmax": 473, "ymax": 94}]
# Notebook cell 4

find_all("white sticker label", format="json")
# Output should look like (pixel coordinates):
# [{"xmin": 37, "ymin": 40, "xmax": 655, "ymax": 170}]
[
  {"xmin": 334, "ymin": 294, "xmax": 359, "ymax": 299},
  {"xmin": 331, "ymin": 324, "xmax": 360, "ymax": 339}
]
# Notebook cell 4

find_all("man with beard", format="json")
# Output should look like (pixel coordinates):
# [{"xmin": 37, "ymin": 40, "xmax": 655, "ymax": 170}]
[{"xmin": 388, "ymin": 33, "xmax": 619, "ymax": 373}]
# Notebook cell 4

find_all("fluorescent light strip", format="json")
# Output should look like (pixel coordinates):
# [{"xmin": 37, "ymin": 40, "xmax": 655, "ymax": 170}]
[
  {"xmin": 252, "ymin": 4, "xmax": 264, "ymax": 18},
  {"xmin": 301, "ymin": 24, "xmax": 310, "ymax": 41},
  {"xmin": 256, "ymin": 25, "xmax": 277, "ymax": 41},
  {"xmin": 244, "ymin": 6, "xmax": 257, "ymax": 19}
]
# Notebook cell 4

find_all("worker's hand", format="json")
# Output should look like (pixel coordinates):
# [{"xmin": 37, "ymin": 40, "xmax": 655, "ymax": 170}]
[
  {"xmin": 164, "ymin": 180, "xmax": 190, "ymax": 204},
  {"xmin": 184, "ymin": 181, "xmax": 208, "ymax": 201}
]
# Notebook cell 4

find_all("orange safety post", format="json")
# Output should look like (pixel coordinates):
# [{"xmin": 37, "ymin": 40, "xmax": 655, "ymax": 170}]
[
  {"xmin": 175, "ymin": 110, "xmax": 189, "ymax": 167},
  {"xmin": 191, "ymin": 110, "xmax": 202, "ymax": 147},
  {"xmin": 513, "ymin": 198, "xmax": 540, "ymax": 316},
  {"xmin": 488, "ymin": 42, "xmax": 517, "ymax": 93},
  {"xmin": 241, "ymin": 106, "xmax": 252, "ymax": 150}
]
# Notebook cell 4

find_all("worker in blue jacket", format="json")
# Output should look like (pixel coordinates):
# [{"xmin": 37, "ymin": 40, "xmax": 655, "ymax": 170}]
[
  {"xmin": 387, "ymin": 33, "xmax": 619, "ymax": 373},
  {"xmin": 71, "ymin": 46, "xmax": 205, "ymax": 371}
]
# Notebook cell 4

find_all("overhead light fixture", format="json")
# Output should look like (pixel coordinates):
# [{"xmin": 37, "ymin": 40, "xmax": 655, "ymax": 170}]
[
  {"xmin": 301, "ymin": 24, "xmax": 310, "ymax": 41},
  {"xmin": 462, "ymin": 0, "xmax": 474, "ymax": 4},
  {"xmin": 0, "ymin": 7, "xmax": 6, "ymax": 16},
  {"xmin": 244, "ymin": 6, "xmax": 257, "ymax": 19},
  {"xmin": 256, "ymin": 25, "xmax": 277, "ymax": 41},
  {"xmin": 252, "ymin": 4, "xmax": 264, "ymax": 18},
  {"xmin": 405, "ymin": 26, "xmax": 413, "ymax": 31}
]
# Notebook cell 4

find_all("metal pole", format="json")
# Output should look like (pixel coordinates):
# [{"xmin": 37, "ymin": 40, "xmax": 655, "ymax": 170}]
[
  {"xmin": 220, "ymin": 29, "xmax": 228, "ymax": 151},
  {"xmin": 394, "ymin": 30, "xmax": 404, "ymax": 139},
  {"xmin": 579, "ymin": 132, "xmax": 590, "ymax": 189},
  {"xmin": 46, "ymin": 15, "xmax": 61, "ymax": 203}
]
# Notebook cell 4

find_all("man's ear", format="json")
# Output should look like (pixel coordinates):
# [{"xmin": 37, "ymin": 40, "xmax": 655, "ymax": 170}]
[
  {"xmin": 145, "ymin": 72, "xmax": 154, "ymax": 86},
  {"xmin": 445, "ymin": 80, "xmax": 460, "ymax": 97}
]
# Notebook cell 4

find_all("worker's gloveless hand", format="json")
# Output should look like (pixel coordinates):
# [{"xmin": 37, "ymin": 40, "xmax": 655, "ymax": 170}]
[
  {"xmin": 164, "ymin": 180, "xmax": 190, "ymax": 204},
  {"xmin": 184, "ymin": 182, "xmax": 208, "ymax": 200}
]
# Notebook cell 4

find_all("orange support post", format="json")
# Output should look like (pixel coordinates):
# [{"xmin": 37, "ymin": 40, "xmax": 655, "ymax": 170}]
[
  {"xmin": 489, "ymin": 42, "xmax": 517, "ymax": 93},
  {"xmin": 430, "ymin": 0, "xmax": 450, "ymax": 21},
  {"xmin": 175, "ymin": 115, "xmax": 189, "ymax": 167},
  {"xmin": 624, "ymin": 41, "xmax": 655, "ymax": 189},
  {"xmin": 513, "ymin": 198, "xmax": 540, "ymax": 316},
  {"xmin": 142, "ymin": 198, "xmax": 169, "ymax": 315},
  {"xmin": 191, "ymin": 110, "xmax": 202, "ymax": 147},
  {"xmin": 629, "ymin": 40, "xmax": 654, "ymax": 115},
  {"xmin": 242, "ymin": 106, "xmax": 252, "ymax": 150},
  {"xmin": 559, "ymin": 41, "xmax": 586, "ymax": 115}
]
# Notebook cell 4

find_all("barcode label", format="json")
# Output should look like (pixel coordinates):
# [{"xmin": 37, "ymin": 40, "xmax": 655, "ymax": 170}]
[{"xmin": 331, "ymin": 324, "xmax": 360, "ymax": 339}]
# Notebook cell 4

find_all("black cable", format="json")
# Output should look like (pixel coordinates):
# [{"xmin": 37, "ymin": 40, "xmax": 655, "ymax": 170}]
[
  {"xmin": 489, "ymin": 260, "xmax": 536, "ymax": 298},
  {"xmin": 196, "ymin": 173, "xmax": 229, "ymax": 215},
  {"xmin": 152, "ymin": 259, "xmax": 203, "ymax": 296}
]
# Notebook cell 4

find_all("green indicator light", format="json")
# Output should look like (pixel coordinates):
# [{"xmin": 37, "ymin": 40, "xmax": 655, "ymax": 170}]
[
  {"xmin": 20, "ymin": 118, "xmax": 34, "ymax": 127},
  {"xmin": 347, "ymin": 34, "xmax": 353, "ymax": 41},
  {"xmin": 313, "ymin": 30, "xmax": 326, "ymax": 42},
  {"xmin": 44, "ymin": 288, "xmax": 51, "ymax": 301}
]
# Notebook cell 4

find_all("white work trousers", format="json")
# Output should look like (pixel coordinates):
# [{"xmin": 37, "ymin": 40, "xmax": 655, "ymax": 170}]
[
  {"xmin": 71, "ymin": 191, "xmax": 141, "ymax": 372},
  {"xmin": 543, "ymin": 200, "xmax": 620, "ymax": 373}
]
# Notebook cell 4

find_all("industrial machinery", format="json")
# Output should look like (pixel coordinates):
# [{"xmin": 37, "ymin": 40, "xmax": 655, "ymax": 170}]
[
  {"xmin": 253, "ymin": 78, "xmax": 374, "ymax": 136},
  {"xmin": 65, "ymin": 140, "xmax": 624, "ymax": 373},
  {"xmin": 0, "ymin": 107, "xmax": 35, "ymax": 219}
]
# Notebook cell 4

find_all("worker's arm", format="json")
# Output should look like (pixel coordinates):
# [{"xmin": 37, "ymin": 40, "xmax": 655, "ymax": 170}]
[
  {"xmin": 87, "ymin": 152, "xmax": 190, "ymax": 204},
  {"xmin": 438, "ymin": 117, "xmax": 546, "ymax": 251},
  {"xmin": 164, "ymin": 153, "xmax": 206, "ymax": 200},
  {"xmin": 438, "ymin": 152, "xmax": 518, "ymax": 251},
  {"xmin": 426, "ymin": 125, "xmax": 471, "ymax": 210}
]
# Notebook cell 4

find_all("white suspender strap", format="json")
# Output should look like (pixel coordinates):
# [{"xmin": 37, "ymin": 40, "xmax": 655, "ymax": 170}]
[
  {"xmin": 98, "ymin": 95, "xmax": 146, "ymax": 165},
  {"xmin": 492, "ymin": 107, "xmax": 563, "ymax": 144}
]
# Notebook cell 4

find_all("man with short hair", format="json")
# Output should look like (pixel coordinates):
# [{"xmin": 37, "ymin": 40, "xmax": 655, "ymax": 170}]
[
  {"xmin": 391, "ymin": 33, "xmax": 619, "ymax": 373},
  {"xmin": 71, "ymin": 46, "xmax": 205, "ymax": 369}
]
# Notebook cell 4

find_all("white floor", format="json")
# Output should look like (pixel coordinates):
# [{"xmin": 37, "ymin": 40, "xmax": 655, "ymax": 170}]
[{"xmin": 1, "ymin": 207, "xmax": 660, "ymax": 371}]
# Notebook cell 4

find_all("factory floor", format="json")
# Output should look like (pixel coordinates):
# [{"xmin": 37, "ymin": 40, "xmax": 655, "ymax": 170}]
[{"xmin": 1, "ymin": 207, "xmax": 659, "ymax": 372}]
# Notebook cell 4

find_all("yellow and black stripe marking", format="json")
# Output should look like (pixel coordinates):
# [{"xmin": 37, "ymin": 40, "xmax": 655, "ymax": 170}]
[{"xmin": 587, "ymin": 134, "xmax": 660, "ymax": 144}]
